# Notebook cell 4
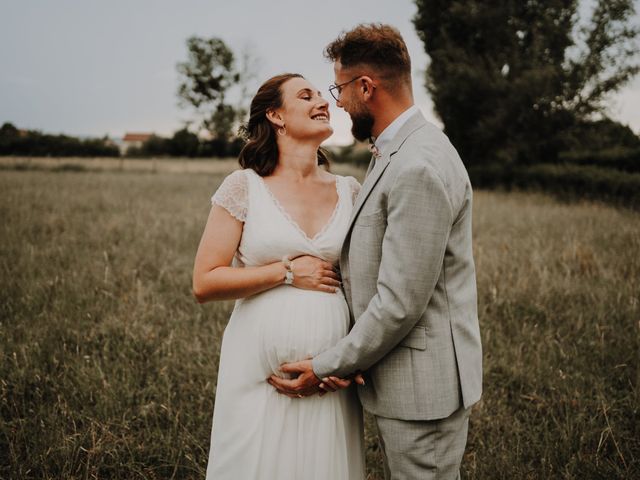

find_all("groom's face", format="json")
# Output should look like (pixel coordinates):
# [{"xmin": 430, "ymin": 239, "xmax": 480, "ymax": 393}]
[{"xmin": 333, "ymin": 62, "xmax": 375, "ymax": 142}]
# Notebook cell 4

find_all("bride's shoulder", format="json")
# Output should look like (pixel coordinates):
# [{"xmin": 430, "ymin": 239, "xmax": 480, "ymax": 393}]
[
  {"xmin": 210, "ymin": 169, "xmax": 251, "ymax": 221},
  {"xmin": 216, "ymin": 168, "xmax": 253, "ymax": 190},
  {"xmin": 340, "ymin": 174, "xmax": 361, "ymax": 191},
  {"xmin": 333, "ymin": 174, "xmax": 361, "ymax": 203},
  {"xmin": 329, "ymin": 172, "xmax": 360, "ymax": 186},
  {"xmin": 225, "ymin": 168, "xmax": 251, "ymax": 182},
  {"xmin": 344, "ymin": 175, "xmax": 361, "ymax": 187}
]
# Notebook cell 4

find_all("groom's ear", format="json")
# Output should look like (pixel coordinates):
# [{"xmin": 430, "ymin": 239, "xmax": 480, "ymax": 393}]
[
  {"xmin": 359, "ymin": 76, "xmax": 376, "ymax": 101},
  {"xmin": 266, "ymin": 109, "xmax": 284, "ymax": 128}
]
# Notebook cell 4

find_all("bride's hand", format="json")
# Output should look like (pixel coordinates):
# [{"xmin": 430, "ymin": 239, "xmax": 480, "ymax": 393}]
[{"xmin": 290, "ymin": 255, "xmax": 341, "ymax": 293}]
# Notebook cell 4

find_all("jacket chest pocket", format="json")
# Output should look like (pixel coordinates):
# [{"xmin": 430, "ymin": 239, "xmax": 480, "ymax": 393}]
[
  {"xmin": 351, "ymin": 210, "xmax": 386, "ymax": 267},
  {"xmin": 354, "ymin": 209, "xmax": 385, "ymax": 228}
]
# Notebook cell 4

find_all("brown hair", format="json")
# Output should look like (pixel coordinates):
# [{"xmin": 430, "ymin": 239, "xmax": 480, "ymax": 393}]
[
  {"xmin": 324, "ymin": 23, "xmax": 411, "ymax": 86},
  {"xmin": 238, "ymin": 73, "xmax": 329, "ymax": 176}
]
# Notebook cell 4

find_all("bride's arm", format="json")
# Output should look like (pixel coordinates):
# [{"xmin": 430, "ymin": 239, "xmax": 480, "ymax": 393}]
[
  {"xmin": 192, "ymin": 205, "xmax": 340, "ymax": 303},
  {"xmin": 193, "ymin": 204, "xmax": 285, "ymax": 302}
]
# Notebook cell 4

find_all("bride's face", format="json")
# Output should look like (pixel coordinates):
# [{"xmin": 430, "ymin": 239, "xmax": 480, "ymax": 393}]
[{"xmin": 271, "ymin": 77, "xmax": 333, "ymax": 141}]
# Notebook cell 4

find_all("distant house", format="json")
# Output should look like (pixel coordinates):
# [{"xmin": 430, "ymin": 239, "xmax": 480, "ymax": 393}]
[{"xmin": 121, "ymin": 132, "xmax": 153, "ymax": 154}]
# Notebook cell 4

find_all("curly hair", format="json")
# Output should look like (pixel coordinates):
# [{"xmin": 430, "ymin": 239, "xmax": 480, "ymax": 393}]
[{"xmin": 324, "ymin": 23, "xmax": 411, "ymax": 82}]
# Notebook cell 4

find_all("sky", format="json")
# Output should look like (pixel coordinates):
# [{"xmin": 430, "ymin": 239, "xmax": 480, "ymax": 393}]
[{"xmin": 1, "ymin": 0, "xmax": 639, "ymax": 146}]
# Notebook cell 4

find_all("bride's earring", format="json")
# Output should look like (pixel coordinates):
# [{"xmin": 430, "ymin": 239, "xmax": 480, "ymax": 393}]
[{"xmin": 277, "ymin": 125, "xmax": 287, "ymax": 136}]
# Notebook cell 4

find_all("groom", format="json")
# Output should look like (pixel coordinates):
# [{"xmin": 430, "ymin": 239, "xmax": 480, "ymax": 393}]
[{"xmin": 269, "ymin": 24, "xmax": 482, "ymax": 479}]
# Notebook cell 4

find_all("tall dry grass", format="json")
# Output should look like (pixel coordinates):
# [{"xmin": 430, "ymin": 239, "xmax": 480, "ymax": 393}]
[{"xmin": 1, "ymin": 165, "xmax": 638, "ymax": 478}]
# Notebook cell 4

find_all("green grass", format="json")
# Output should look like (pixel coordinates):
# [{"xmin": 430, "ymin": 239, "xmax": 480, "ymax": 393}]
[{"xmin": 1, "ymin": 166, "xmax": 639, "ymax": 479}]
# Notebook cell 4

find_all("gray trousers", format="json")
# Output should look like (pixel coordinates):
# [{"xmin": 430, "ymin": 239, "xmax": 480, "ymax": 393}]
[{"xmin": 374, "ymin": 406, "xmax": 471, "ymax": 480}]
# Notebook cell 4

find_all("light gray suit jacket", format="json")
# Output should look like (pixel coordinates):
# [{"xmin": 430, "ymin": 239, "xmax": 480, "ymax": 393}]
[{"xmin": 313, "ymin": 111, "xmax": 482, "ymax": 421}]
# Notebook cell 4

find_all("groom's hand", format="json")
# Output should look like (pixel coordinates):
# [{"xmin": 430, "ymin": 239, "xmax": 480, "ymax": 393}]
[
  {"xmin": 318, "ymin": 372, "xmax": 365, "ymax": 396},
  {"xmin": 267, "ymin": 360, "xmax": 321, "ymax": 397}
]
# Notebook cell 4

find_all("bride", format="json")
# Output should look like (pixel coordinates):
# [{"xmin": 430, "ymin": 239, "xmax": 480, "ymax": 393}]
[{"xmin": 192, "ymin": 73, "xmax": 366, "ymax": 479}]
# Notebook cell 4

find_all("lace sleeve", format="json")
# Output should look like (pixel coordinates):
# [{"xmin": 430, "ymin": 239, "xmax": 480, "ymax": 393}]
[
  {"xmin": 346, "ymin": 176, "xmax": 361, "ymax": 205},
  {"xmin": 211, "ymin": 169, "xmax": 248, "ymax": 222}
]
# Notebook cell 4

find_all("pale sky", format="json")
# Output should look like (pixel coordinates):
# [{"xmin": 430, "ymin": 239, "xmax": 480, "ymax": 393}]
[{"xmin": 1, "ymin": 0, "xmax": 639, "ymax": 145}]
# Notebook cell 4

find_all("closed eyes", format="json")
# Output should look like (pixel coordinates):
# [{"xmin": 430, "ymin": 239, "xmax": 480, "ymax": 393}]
[{"xmin": 297, "ymin": 88, "xmax": 323, "ymax": 101}]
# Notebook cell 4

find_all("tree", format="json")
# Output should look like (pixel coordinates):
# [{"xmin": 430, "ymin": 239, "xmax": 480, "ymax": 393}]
[
  {"xmin": 0, "ymin": 123, "xmax": 20, "ymax": 155},
  {"xmin": 177, "ymin": 36, "xmax": 241, "ymax": 146},
  {"xmin": 0, "ymin": 122, "xmax": 18, "ymax": 138},
  {"xmin": 167, "ymin": 128, "xmax": 200, "ymax": 157},
  {"xmin": 413, "ymin": 0, "xmax": 639, "ymax": 167}
]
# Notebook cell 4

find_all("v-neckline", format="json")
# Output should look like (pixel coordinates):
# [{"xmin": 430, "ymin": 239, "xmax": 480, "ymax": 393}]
[{"xmin": 253, "ymin": 170, "xmax": 341, "ymax": 243}]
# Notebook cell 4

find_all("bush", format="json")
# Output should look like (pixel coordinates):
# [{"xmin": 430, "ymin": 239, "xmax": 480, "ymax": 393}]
[
  {"xmin": 559, "ymin": 147, "xmax": 640, "ymax": 173},
  {"xmin": 470, "ymin": 163, "xmax": 640, "ymax": 209},
  {"xmin": 508, "ymin": 164, "xmax": 640, "ymax": 208}
]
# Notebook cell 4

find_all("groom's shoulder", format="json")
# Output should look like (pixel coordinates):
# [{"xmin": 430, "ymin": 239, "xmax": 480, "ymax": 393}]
[
  {"xmin": 406, "ymin": 120, "xmax": 455, "ymax": 155},
  {"xmin": 394, "ymin": 124, "xmax": 451, "ymax": 170},
  {"xmin": 393, "ymin": 121, "xmax": 469, "ymax": 192}
]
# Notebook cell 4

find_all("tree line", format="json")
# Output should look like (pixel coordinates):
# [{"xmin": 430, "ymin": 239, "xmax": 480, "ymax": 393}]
[
  {"xmin": 0, "ymin": 123, "xmax": 244, "ymax": 159},
  {"xmin": 123, "ymin": 129, "xmax": 244, "ymax": 158},
  {"xmin": 3, "ymin": 0, "xmax": 639, "ymax": 207},
  {"xmin": 0, "ymin": 123, "xmax": 119, "ymax": 157}
]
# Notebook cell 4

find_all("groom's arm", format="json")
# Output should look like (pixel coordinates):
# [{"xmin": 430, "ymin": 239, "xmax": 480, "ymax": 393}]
[{"xmin": 312, "ymin": 162, "xmax": 453, "ymax": 378}]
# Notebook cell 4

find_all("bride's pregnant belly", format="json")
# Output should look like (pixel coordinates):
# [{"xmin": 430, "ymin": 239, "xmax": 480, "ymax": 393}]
[{"xmin": 231, "ymin": 285, "xmax": 350, "ymax": 376}]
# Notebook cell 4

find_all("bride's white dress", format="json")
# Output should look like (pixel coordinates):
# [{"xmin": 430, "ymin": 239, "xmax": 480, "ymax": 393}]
[{"xmin": 205, "ymin": 168, "xmax": 365, "ymax": 480}]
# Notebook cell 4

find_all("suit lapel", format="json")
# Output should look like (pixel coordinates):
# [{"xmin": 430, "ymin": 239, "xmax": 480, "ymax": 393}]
[
  {"xmin": 345, "ymin": 111, "xmax": 428, "ymax": 235},
  {"xmin": 364, "ymin": 152, "xmax": 376, "ymax": 177},
  {"xmin": 348, "ymin": 153, "xmax": 390, "ymax": 229}
]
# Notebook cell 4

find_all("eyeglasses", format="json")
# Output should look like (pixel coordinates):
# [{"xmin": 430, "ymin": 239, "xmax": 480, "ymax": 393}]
[{"xmin": 328, "ymin": 76, "xmax": 363, "ymax": 101}]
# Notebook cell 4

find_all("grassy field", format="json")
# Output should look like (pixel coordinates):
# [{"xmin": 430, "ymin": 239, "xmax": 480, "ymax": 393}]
[
  {"xmin": 0, "ymin": 156, "xmax": 243, "ymax": 175},
  {"xmin": 1, "ymin": 162, "xmax": 638, "ymax": 479},
  {"xmin": 0, "ymin": 156, "xmax": 366, "ymax": 178}
]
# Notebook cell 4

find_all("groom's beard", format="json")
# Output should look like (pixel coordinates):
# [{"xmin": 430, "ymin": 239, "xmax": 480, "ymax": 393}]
[{"xmin": 350, "ymin": 108, "xmax": 375, "ymax": 142}]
